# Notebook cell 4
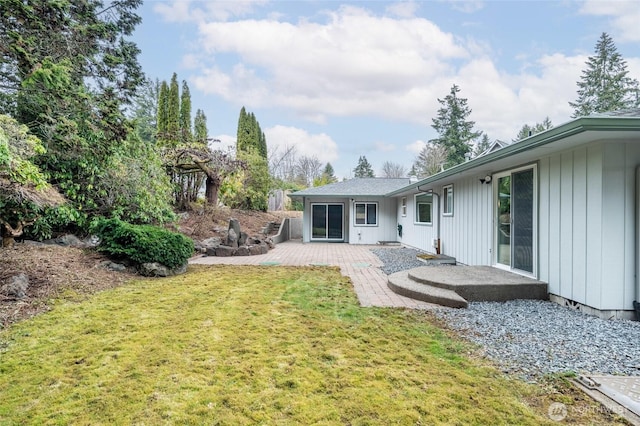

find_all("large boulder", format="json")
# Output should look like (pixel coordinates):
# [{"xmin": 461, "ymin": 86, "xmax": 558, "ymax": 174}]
[
  {"xmin": 139, "ymin": 262, "xmax": 187, "ymax": 277},
  {"xmin": 215, "ymin": 245, "xmax": 236, "ymax": 257},
  {"xmin": 1, "ymin": 273, "xmax": 29, "ymax": 299},
  {"xmin": 196, "ymin": 237, "xmax": 221, "ymax": 254},
  {"xmin": 226, "ymin": 228, "xmax": 239, "ymax": 248},
  {"xmin": 235, "ymin": 246, "xmax": 250, "ymax": 256},
  {"xmin": 227, "ymin": 219, "xmax": 241, "ymax": 246}
]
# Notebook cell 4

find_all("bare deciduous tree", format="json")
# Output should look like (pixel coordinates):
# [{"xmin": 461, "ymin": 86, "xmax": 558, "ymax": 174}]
[
  {"xmin": 381, "ymin": 161, "xmax": 407, "ymax": 178},
  {"xmin": 412, "ymin": 143, "xmax": 447, "ymax": 178},
  {"xmin": 295, "ymin": 155, "xmax": 323, "ymax": 187}
]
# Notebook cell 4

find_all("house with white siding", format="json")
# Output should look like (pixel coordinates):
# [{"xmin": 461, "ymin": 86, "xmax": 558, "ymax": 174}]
[{"xmin": 291, "ymin": 110, "xmax": 640, "ymax": 319}]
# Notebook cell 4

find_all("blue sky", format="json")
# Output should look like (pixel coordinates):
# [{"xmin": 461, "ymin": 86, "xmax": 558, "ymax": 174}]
[{"xmin": 133, "ymin": 1, "xmax": 640, "ymax": 180}]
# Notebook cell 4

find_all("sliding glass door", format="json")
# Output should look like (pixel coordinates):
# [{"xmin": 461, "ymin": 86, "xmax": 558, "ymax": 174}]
[
  {"xmin": 494, "ymin": 167, "xmax": 535, "ymax": 274},
  {"xmin": 311, "ymin": 204, "xmax": 343, "ymax": 241}
]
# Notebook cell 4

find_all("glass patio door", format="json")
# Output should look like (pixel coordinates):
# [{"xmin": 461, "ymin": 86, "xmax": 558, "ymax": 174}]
[
  {"xmin": 311, "ymin": 204, "xmax": 343, "ymax": 240},
  {"xmin": 495, "ymin": 167, "xmax": 535, "ymax": 274}
]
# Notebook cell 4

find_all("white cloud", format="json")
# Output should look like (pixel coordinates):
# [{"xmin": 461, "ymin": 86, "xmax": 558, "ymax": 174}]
[
  {"xmin": 451, "ymin": 53, "xmax": 584, "ymax": 141},
  {"xmin": 209, "ymin": 134, "xmax": 236, "ymax": 152},
  {"xmin": 179, "ymin": 3, "xmax": 636, "ymax": 144},
  {"xmin": 386, "ymin": 1, "xmax": 419, "ymax": 18},
  {"xmin": 264, "ymin": 125, "xmax": 339, "ymax": 164},
  {"xmin": 580, "ymin": 0, "xmax": 640, "ymax": 42},
  {"xmin": 406, "ymin": 140, "xmax": 427, "ymax": 154},
  {"xmin": 447, "ymin": 1, "xmax": 485, "ymax": 14},
  {"xmin": 154, "ymin": 0, "xmax": 268, "ymax": 23},
  {"xmin": 180, "ymin": 53, "xmax": 201, "ymax": 70},
  {"xmin": 191, "ymin": 5, "xmax": 468, "ymax": 120},
  {"xmin": 153, "ymin": 1, "xmax": 193, "ymax": 23}
]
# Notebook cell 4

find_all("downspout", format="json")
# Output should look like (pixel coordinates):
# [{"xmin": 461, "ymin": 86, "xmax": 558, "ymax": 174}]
[{"xmin": 418, "ymin": 185, "xmax": 441, "ymax": 255}]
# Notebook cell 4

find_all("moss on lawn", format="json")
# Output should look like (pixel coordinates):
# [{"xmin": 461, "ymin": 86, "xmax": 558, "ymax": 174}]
[{"xmin": 0, "ymin": 265, "xmax": 557, "ymax": 424}]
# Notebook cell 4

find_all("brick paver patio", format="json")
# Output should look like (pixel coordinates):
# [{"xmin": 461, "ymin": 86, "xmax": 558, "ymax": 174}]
[{"xmin": 190, "ymin": 240, "xmax": 436, "ymax": 309}]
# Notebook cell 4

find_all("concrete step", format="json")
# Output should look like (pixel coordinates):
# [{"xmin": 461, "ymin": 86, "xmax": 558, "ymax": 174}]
[
  {"xmin": 407, "ymin": 265, "xmax": 547, "ymax": 302},
  {"xmin": 387, "ymin": 271, "xmax": 468, "ymax": 308}
]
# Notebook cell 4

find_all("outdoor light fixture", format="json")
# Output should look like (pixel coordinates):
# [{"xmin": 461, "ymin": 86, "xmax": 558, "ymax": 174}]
[{"xmin": 479, "ymin": 175, "xmax": 492, "ymax": 184}]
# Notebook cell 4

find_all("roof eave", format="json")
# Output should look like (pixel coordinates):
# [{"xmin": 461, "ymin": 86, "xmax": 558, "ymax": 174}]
[{"xmin": 386, "ymin": 116, "xmax": 640, "ymax": 196}]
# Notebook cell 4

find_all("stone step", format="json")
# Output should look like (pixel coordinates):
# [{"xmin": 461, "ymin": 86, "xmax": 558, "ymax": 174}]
[
  {"xmin": 407, "ymin": 266, "xmax": 548, "ymax": 302},
  {"xmin": 387, "ymin": 271, "xmax": 468, "ymax": 308}
]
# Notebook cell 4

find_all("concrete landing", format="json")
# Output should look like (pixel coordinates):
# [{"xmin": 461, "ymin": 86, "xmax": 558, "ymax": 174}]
[
  {"xmin": 574, "ymin": 375, "xmax": 640, "ymax": 425},
  {"xmin": 388, "ymin": 265, "xmax": 548, "ymax": 308}
]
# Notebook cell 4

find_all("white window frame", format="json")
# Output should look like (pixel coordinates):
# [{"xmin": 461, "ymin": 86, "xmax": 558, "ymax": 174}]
[
  {"xmin": 354, "ymin": 202, "xmax": 378, "ymax": 226},
  {"xmin": 443, "ymin": 184, "xmax": 453, "ymax": 216},
  {"xmin": 401, "ymin": 197, "xmax": 407, "ymax": 217},
  {"xmin": 414, "ymin": 193, "xmax": 432, "ymax": 225}
]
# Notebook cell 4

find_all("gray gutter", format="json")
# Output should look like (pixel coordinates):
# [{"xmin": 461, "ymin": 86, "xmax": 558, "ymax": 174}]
[{"xmin": 385, "ymin": 116, "xmax": 640, "ymax": 197}]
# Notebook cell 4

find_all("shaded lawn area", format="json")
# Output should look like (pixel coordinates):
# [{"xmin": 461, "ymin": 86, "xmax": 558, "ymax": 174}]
[{"xmin": 0, "ymin": 265, "xmax": 554, "ymax": 424}]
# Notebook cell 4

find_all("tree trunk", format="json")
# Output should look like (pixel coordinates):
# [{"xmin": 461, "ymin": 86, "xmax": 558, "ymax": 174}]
[
  {"xmin": 205, "ymin": 176, "xmax": 220, "ymax": 206},
  {"xmin": 1, "ymin": 220, "xmax": 31, "ymax": 247}
]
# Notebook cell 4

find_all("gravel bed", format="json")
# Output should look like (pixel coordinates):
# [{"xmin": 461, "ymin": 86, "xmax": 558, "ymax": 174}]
[
  {"xmin": 370, "ymin": 247, "xmax": 427, "ymax": 274},
  {"xmin": 371, "ymin": 247, "xmax": 640, "ymax": 380},
  {"xmin": 433, "ymin": 300, "xmax": 640, "ymax": 380}
]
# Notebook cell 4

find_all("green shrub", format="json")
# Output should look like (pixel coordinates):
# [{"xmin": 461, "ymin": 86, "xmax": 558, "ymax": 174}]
[{"xmin": 91, "ymin": 218, "xmax": 194, "ymax": 269}]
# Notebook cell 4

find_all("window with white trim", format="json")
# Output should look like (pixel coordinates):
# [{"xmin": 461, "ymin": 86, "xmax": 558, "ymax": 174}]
[
  {"xmin": 401, "ymin": 197, "xmax": 407, "ymax": 216},
  {"xmin": 443, "ymin": 184, "xmax": 453, "ymax": 216},
  {"xmin": 414, "ymin": 193, "xmax": 432, "ymax": 224},
  {"xmin": 354, "ymin": 202, "xmax": 377, "ymax": 226}
]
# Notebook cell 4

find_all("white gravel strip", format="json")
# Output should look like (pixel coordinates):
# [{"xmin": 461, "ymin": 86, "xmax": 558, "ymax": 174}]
[{"xmin": 371, "ymin": 248, "xmax": 640, "ymax": 380}]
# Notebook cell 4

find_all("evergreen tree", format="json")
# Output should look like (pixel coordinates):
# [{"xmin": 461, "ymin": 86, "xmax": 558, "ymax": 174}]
[
  {"xmin": 474, "ymin": 134, "xmax": 492, "ymax": 156},
  {"xmin": 236, "ymin": 107, "xmax": 250, "ymax": 152},
  {"xmin": 194, "ymin": 109, "xmax": 208, "ymax": 146},
  {"xmin": 179, "ymin": 80, "xmax": 192, "ymax": 145},
  {"xmin": 569, "ymin": 33, "xmax": 640, "ymax": 117},
  {"xmin": 156, "ymin": 81, "xmax": 169, "ymax": 144},
  {"xmin": 166, "ymin": 73, "xmax": 180, "ymax": 145},
  {"xmin": 132, "ymin": 78, "xmax": 159, "ymax": 144},
  {"xmin": 313, "ymin": 162, "xmax": 338, "ymax": 186},
  {"xmin": 0, "ymin": 0, "xmax": 177, "ymax": 231},
  {"xmin": 233, "ymin": 107, "xmax": 270, "ymax": 210},
  {"xmin": 513, "ymin": 117, "xmax": 553, "ymax": 142},
  {"xmin": 430, "ymin": 84, "xmax": 482, "ymax": 169},
  {"xmin": 322, "ymin": 163, "xmax": 337, "ymax": 183},
  {"xmin": 353, "ymin": 156, "xmax": 375, "ymax": 178}
]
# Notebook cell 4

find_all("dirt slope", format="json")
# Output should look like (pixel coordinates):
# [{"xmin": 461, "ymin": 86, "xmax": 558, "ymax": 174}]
[{"xmin": 0, "ymin": 208, "xmax": 301, "ymax": 327}]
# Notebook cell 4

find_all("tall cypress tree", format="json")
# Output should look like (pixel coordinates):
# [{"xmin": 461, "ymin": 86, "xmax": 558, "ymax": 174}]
[
  {"xmin": 166, "ymin": 73, "xmax": 180, "ymax": 146},
  {"xmin": 156, "ymin": 80, "xmax": 169, "ymax": 145},
  {"xmin": 194, "ymin": 109, "xmax": 208, "ymax": 146},
  {"xmin": 233, "ymin": 107, "xmax": 270, "ymax": 211},
  {"xmin": 179, "ymin": 80, "xmax": 192, "ymax": 145},
  {"xmin": 236, "ymin": 107, "xmax": 250, "ymax": 152},
  {"xmin": 570, "ymin": 33, "xmax": 640, "ymax": 117}
]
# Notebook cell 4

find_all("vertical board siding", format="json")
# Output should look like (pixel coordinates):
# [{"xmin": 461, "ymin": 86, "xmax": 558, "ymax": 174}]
[
  {"xmin": 601, "ymin": 144, "xmax": 627, "ymax": 309},
  {"xmin": 538, "ymin": 157, "xmax": 550, "ymax": 284},
  {"xmin": 398, "ymin": 194, "xmax": 436, "ymax": 251},
  {"xmin": 547, "ymin": 155, "xmax": 562, "ymax": 295},
  {"xmin": 560, "ymin": 153, "xmax": 574, "ymax": 299},
  {"xmin": 572, "ymin": 148, "xmax": 588, "ymax": 304},
  {"xmin": 623, "ymin": 142, "xmax": 640, "ymax": 308},
  {"xmin": 585, "ymin": 145, "xmax": 603, "ymax": 308},
  {"xmin": 438, "ymin": 176, "xmax": 491, "ymax": 265}
]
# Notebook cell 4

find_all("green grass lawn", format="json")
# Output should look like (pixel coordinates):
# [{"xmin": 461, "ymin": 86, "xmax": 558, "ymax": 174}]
[{"xmin": 0, "ymin": 265, "xmax": 557, "ymax": 425}]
